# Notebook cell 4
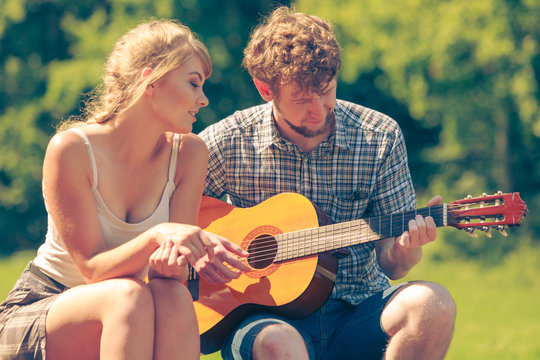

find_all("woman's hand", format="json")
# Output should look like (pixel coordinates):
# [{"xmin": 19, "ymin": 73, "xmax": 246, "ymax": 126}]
[
  {"xmin": 149, "ymin": 239, "xmax": 189, "ymax": 281},
  {"xmin": 148, "ymin": 223, "xmax": 218, "ymax": 280},
  {"xmin": 193, "ymin": 233, "xmax": 251, "ymax": 284},
  {"xmin": 155, "ymin": 223, "xmax": 218, "ymax": 263}
]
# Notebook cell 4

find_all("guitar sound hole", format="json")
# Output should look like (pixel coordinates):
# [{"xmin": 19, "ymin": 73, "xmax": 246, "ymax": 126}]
[{"xmin": 247, "ymin": 235, "xmax": 278, "ymax": 269}]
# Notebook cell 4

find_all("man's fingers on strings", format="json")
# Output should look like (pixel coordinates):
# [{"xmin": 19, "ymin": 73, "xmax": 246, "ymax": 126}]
[
  {"xmin": 427, "ymin": 195, "xmax": 442, "ymax": 207},
  {"xmin": 425, "ymin": 216, "xmax": 437, "ymax": 242},
  {"xmin": 415, "ymin": 215, "xmax": 429, "ymax": 244}
]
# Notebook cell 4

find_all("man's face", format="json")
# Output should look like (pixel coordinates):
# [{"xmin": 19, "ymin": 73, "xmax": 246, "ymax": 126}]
[{"xmin": 272, "ymin": 78, "xmax": 337, "ymax": 138}]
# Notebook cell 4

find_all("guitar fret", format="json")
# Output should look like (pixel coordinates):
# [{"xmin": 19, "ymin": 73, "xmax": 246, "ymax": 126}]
[
  {"xmin": 320, "ymin": 226, "xmax": 327, "ymax": 252},
  {"xmin": 275, "ymin": 204, "xmax": 450, "ymax": 262},
  {"xmin": 291, "ymin": 231, "xmax": 296, "ymax": 258}
]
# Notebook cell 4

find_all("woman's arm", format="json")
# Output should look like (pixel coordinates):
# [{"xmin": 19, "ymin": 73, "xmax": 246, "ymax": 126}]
[
  {"xmin": 43, "ymin": 130, "xmax": 163, "ymax": 283},
  {"xmin": 168, "ymin": 133, "xmax": 209, "ymax": 225},
  {"xmin": 164, "ymin": 133, "xmax": 249, "ymax": 283}
]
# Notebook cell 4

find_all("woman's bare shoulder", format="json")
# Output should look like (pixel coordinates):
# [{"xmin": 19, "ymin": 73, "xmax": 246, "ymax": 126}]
[
  {"xmin": 178, "ymin": 133, "xmax": 209, "ymax": 158},
  {"xmin": 44, "ymin": 128, "xmax": 92, "ymax": 183}
]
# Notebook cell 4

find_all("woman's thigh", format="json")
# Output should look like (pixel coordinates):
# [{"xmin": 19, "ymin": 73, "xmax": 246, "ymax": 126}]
[
  {"xmin": 0, "ymin": 267, "xmax": 63, "ymax": 360},
  {"xmin": 45, "ymin": 277, "xmax": 154, "ymax": 359}
]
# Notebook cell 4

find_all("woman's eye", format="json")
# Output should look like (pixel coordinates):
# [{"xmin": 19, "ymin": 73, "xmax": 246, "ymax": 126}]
[{"xmin": 191, "ymin": 82, "xmax": 201, "ymax": 88}]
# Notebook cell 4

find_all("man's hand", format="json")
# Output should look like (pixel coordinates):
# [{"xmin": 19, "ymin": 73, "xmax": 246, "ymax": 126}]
[
  {"xmin": 396, "ymin": 195, "xmax": 441, "ymax": 249},
  {"xmin": 377, "ymin": 195, "xmax": 442, "ymax": 280}
]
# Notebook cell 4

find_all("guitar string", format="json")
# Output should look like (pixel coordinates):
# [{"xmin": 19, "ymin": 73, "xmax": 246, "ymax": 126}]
[
  {"xmin": 242, "ymin": 202, "xmax": 499, "ymax": 263},
  {"xmin": 188, "ymin": 200, "xmax": 503, "ymax": 278},
  {"xmin": 244, "ymin": 207, "xmax": 449, "ymax": 263},
  {"xmin": 248, "ymin": 199, "xmax": 495, "ymax": 253},
  {"xmin": 245, "ymin": 207, "xmax": 449, "ymax": 262}
]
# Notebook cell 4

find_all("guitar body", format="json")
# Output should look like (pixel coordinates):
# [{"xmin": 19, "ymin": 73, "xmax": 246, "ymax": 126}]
[{"xmin": 195, "ymin": 193, "xmax": 338, "ymax": 354}]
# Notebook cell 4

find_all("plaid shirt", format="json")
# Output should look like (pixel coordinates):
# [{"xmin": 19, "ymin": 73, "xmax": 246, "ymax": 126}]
[{"xmin": 199, "ymin": 100, "xmax": 416, "ymax": 305}]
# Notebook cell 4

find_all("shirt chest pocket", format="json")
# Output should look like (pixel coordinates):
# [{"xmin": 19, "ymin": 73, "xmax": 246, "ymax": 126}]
[{"xmin": 327, "ymin": 189, "xmax": 370, "ymax": 223}]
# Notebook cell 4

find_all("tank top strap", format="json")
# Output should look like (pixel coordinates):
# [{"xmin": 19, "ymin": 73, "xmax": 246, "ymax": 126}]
[
  {"xmin": 167, "ymin": 133, "xmax": 181, "ymax": 183},
  {"xmin": 69, "ymin": 127, "xmax": 98, "ymax": 191}
]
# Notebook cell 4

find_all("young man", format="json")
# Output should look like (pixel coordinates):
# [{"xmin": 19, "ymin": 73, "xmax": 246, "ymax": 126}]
[{"xmin": 198, "ymin": 6, "xmax": 456, "ymax": 360}]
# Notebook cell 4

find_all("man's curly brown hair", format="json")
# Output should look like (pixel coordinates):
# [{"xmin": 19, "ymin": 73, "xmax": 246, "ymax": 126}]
[{"xmin": 242, "ymin": 6, "xmax": 341, "ymax": 96}]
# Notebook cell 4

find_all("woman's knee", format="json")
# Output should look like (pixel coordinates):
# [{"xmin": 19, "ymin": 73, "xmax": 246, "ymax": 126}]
[
  {"xmin": 148, "ymin": 278, "xmax": 192, "ymax": 308},
  {"xmin": 101, "ymin": 278, "xmax": 155, "ymax": 318}
]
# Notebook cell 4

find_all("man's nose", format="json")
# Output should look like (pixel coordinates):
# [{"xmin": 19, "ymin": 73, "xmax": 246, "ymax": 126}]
[{"xmin": 308, "ymin": 97, "xmax": 326, "ymax": 119}]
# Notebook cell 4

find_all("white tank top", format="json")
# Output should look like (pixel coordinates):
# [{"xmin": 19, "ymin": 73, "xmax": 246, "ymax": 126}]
[{"xmin": 33, "ymin": 128, "xmax": 180, "ymax": 287}]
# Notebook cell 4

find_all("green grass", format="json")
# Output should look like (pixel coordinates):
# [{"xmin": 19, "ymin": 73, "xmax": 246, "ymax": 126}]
[
  {"xmin": 2, "ymin": 243, "xmax": 539, "ymax": 359},
  {"xmin": 398, "ymin": 240, "xmax": 540, "ymax": 360}
]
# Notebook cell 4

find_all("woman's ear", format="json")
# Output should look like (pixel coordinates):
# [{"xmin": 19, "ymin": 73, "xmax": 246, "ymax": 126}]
[
  {"xmin": 141, "ymin": 67, "xmax": 154, "ymax": 95},
  {"xmin": 253, "ymin": 79, "xmax": 275, "ymax": 102}
]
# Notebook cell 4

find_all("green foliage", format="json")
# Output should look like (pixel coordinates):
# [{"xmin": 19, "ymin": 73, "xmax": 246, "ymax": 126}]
[
  {"xmin": 0, "ymin": 0, "xmax": 289, "ymax": 254},
  {"xmin": 297, "ymin": 0, "xmax": 540, "ymax": 258},
  {"xmin": 0, "ymin": 0, "xmax": 538, "ymax": 259}
]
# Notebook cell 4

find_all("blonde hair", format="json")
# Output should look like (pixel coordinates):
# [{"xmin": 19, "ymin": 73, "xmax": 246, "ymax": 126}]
[
  {"xmin": 242, "ymin": 6, "xmax": 341, "ymax": 95},
  {"xmin": 61, "ymin": 19, "xmax": 211, "ymax": 130}
]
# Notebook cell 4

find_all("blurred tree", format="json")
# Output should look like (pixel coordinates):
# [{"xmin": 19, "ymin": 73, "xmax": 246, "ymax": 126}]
[
  {"xmin": 296, "ymin": 0, "xmax": 539, "ymax": 259},
  {"xmin": 0, "ymin": 0, "xmax": 290, "ymax": 254},
  {"xmin": 1, "ymin": 0, "xmax": 537, "ymax": 259}
]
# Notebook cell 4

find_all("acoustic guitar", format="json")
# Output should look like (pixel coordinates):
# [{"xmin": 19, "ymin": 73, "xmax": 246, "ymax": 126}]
[{"xmin": 190, "ymin": 192, "xmax": 527, "ymax": 354}]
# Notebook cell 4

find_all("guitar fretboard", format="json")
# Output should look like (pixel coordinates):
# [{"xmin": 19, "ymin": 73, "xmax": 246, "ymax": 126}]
[
  {"xmin": 188, "ymin": 204, "xmax": 448, "ymax": 283},
  {"xmin": 273, "ymin": 204, "xmax": 447, "ymax": 261}
]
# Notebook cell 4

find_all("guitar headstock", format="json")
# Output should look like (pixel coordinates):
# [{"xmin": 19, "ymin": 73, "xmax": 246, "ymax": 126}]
[{"xmin": 447, "ymin": 191, "xmax": 528, "ymax": 237}]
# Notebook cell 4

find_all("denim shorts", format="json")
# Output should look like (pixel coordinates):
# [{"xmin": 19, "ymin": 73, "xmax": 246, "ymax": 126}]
[
  {"xmin": 0, "ymin": 262, "xmax": 67, "ymax": 360},
  {"xmin": 221, "ymin": 283, "xmax": 407, "ymax": 360}
]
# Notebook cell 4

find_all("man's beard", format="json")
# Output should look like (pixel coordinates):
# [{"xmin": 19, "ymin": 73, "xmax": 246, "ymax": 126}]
[
  {"xmin": 276, "ymin": 105, "xmax": 336, "ymax": 138},
  {"xmin": 284, "ymin": 111, "xmax": 336, "ymax": 138}
]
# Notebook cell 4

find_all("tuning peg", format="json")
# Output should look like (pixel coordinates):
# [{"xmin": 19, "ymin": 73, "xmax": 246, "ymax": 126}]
[
  {"xmin": 464, "ymin": 227, "xmax": 478, "ymax": 237},
  {"xmin": 497, "ymin": 190, "xmax": 503, "ymax": 195},
  {"xmin": 481, "ymin": 226, "xmax": 492, "ymax": 238},
  {"xmin": 497, "ymin": 225, "xmax": 508, "ymax": 237}
]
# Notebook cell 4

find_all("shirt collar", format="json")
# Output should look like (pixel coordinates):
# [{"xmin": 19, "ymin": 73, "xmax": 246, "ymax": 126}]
[
  {"xmin": 333, "ymin": 101, "xmax": 351, "ymax": 150},
  {"xmin": 254, "ymin": 102, "xmax": 279, "ymax": 153},
  {"xmin": 254, "ymin": 100, "xmax": 351, "ymax": 153}
]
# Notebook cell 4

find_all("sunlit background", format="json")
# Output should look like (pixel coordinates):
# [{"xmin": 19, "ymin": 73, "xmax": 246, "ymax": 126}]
[{"xmin": 1, "ymin": 1, "xmax": 539, "ymax": 359}]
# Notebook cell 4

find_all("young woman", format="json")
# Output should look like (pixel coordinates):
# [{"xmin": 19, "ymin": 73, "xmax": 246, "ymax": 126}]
[{"xmin": 0, "ymin": 19, "xmax": 246, "ymax": 360}]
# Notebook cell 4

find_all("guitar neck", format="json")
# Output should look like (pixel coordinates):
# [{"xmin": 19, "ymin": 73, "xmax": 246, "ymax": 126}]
[{"xmin": 275, "ymin": 204, "xmax": 447, "ymax": 261}]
